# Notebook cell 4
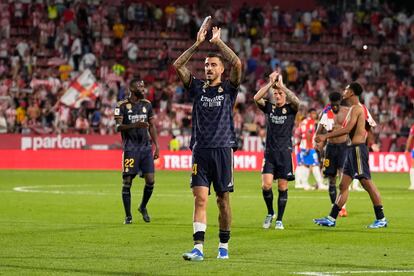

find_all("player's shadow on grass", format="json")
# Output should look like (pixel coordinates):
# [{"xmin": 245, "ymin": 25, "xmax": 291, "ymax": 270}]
[{"xmin": 0, "ymin": 264, "xmax": 147, "ymax": 275}]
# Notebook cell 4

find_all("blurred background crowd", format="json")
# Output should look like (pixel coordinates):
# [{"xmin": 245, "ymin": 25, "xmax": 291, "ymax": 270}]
[{"xmin": 0, "ymin": 0, "xmax": 413, "ymax": 152}]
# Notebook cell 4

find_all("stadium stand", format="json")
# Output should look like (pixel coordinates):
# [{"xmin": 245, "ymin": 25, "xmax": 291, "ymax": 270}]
[{"xmin": 0, "ymin": 0, "xmax": 413, "ymax": 151}]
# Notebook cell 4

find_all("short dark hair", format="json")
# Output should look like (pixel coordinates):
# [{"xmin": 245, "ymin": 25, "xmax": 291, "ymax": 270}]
[
  {"xmin": 347, "ymin": 82, "xmax": 363, "ymax": 96},
  {"xmin": 206, "ymin": 52, "xmax": 225, "ymax": 65},
  {"xmin": 329, "ymin": 92, "xmax": 342, "ymax": 102},
  {"xmin": 129, "ymin": 78, "xmax": 144, "ymax": 92},
  {"xmin": 308, "ymin": 108, "xmax": 316, "ymax": 113}
]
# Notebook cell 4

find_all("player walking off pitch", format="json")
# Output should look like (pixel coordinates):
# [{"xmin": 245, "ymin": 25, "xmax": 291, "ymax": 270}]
[{"xmin": 173, "ymin": 16, "xmax": 242, "ymax": 261}]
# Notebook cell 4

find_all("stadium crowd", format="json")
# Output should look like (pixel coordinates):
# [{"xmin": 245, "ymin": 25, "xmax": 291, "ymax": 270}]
[{"xmin": 0, "ymin": 0, "xmax": 413, "ymax": 151}]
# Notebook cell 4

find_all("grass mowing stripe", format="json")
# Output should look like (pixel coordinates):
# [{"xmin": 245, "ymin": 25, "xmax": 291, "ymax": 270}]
[{"xmin": 1, "ymin": 171, "xmax": 413, "ymax": 275}]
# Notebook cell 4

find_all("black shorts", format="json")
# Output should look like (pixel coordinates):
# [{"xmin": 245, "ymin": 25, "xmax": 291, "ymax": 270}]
[
  {"xmin": 343, "ymin": 143, "xmax": 371, "ymax": 180},
  {"xmin": 262, "ymin": 150, "xmax": 295, "ymax": 181},
  {"xmin": 122, "ymin": 147, "xmax": 154, "ymax": 178},
  {"xmin": 323, "ymin": 142, "xmax": 348, "ymax": 177},
  {"xmin": 191, "ymin": 148, "xmax": 234, "ymax": 193}
]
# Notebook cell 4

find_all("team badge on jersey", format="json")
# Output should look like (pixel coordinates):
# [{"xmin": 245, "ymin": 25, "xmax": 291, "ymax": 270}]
[
  {"xmin": 126, "ymin": 103, "xmax": 132, "ymax": 113},
  {"xmin": 218, "ymin": 86, "xmax": 224, "ymax": 93},
  {"xmin": 114, "ymin": 108, "xmax": 120, "ymax": 116},
  {"xmin": 282, "ymin": 108, "xmax": 287, "ymax": 114},
  {"xmin": 142, "ymin": 106, "xmax": 147, "ymax": 113}
]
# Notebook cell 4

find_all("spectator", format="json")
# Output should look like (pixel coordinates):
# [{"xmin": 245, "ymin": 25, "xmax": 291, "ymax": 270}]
[
  {"xmin": 112, "ymin": 19, "xmax": 125, "ymax": 46},
  {"xmin": 157, "ymin": 42, "xmax": 169, "ymax": 70},
  {"xmin": 309, "ymin": 17, "xmax": 322, "ymax": 43},
  {"xmin": 70, "ymin": 35, "xmax": 82, "ymax": 71},
  {"xmin": 164, "ymin": 3, "xmax": 176, "ymax": 30},
  {"xmin": 47, "ymin": 1, "xmax": 58, "ymax": 21},
  {"xmin": 79, "ymin": 50, "xmax": 97, "ymax": 72},
  {"xmin": 26, "ymin": 99, "xmax": 41, "ymax": 124},
  {"xmin": 126, "ymin": 39, "xmax": 138, "ymax": 62},
  {"xmin": 169, "ymin": 135, "xmax": 180, "ymax": 151},
  {"xmin": 5, "ymin": 102, "xmax": 16, "ymax": 133},
  {"xmin": 0, "ymin": 0, "xmax": 411, "ymax": 148},
  {"xmin": 75, "ymin": 112, "xmax": 89, "ymax": 134},
  {"xmin": 0, "ymin": 110, "xmax": 7, "ymax": 133}
]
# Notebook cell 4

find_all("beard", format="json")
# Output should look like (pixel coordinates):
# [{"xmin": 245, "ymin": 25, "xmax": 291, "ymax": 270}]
[{"xmin": 133, "ymin": 91, "xmax": 144, "ymax": 98}]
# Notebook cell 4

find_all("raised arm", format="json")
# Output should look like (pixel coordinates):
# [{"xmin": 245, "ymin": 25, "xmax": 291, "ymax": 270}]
[
  {"xmin": 274, "ymin": 74, "xmax": 300, "ymax": 110},
  {"xmin": 173, "ymin": 17, "xmax": 209, "ymax": 86},
  {"xmin": 254, "ymin": 71, "xmax": 278, "ymax": 106},
  {"xmin": 210, "ymin": 27, "xmax": 242, "ymax": 86}
]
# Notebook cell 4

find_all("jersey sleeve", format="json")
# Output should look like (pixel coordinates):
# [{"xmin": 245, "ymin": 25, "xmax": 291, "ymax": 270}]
[
  {"xmin": 114, "ymin": 103, "xmax": 124, "ymax": 119},
  {"xmin": 288, "ymin": 103, "xmax": 298, "ymax": 115},
  {"xmin": 257, "ymin": 99, "xmax": 272, "ymax": 114},
  {"xmin": 225, "ymin": 80, "xmax": 239, "ymax": 99},
  {"xmin": 186, "ymin": 76, "xmax": 203, "ymax": 97},
  {"xmin": 147, "ymin": 103, "xmax": 154, "ymax": 120}
]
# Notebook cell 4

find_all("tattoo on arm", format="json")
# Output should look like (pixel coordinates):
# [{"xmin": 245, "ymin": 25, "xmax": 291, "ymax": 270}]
[
  {"xmin": 282, "ymin": 87, "xmax": 300, "ymax": 109},
  {"xmin": 215, "ymin": 40, "xmax": 241, "ymax": 86},
  {"xmin": 254, "ymin": 82, "xmax": 273, "ymax": 106},
  {"xmin": 173, "ymin": 43, "xmax": 199, "ymax": 86}
]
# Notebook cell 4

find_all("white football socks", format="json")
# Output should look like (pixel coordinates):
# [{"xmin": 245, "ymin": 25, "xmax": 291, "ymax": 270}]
[
  {"xmin": 193, "ymin": 222, "xmax": 206, "ymax": 253},
  {"xmin": 219, "ymin": 242, "xmax": 228, "ymax": 250},
  {"xmin": 193, "ymin": 222, "xmax": 206, "ymax": 233}
]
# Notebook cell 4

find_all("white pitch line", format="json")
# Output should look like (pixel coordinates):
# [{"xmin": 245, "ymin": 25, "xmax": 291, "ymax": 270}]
[
  {"xmin": 293, "ymin": 270, "xmax": 414, "ymax": 276},
  {"xmin": 13, "ymin": 185, "xmax": 108, "ymax": 196},
  {"xmin": 12, "ymin": 185, "xmax": 329, "ymax": 198},
  {"xmin": 10, "ymin": 185, "xmax": 413, "ymax": 200}
]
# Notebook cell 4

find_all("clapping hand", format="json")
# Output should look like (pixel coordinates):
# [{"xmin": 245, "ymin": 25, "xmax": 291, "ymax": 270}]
[
  {"xmin": 196, "ymin": 16, "xmax": 211, "ymax": 45},
  {"xmin": 209, "ymin": 26, "xmax": 221, "ymax": 44},
  {"xmin": 269, "ymin": 71, "xmax": 279, "ymax": 84}
]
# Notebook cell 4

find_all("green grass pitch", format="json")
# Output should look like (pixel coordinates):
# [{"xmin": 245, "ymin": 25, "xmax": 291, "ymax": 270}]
[{"xmin": 1, "ymin": 170, "xmax": 414, "ymax": 275}]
